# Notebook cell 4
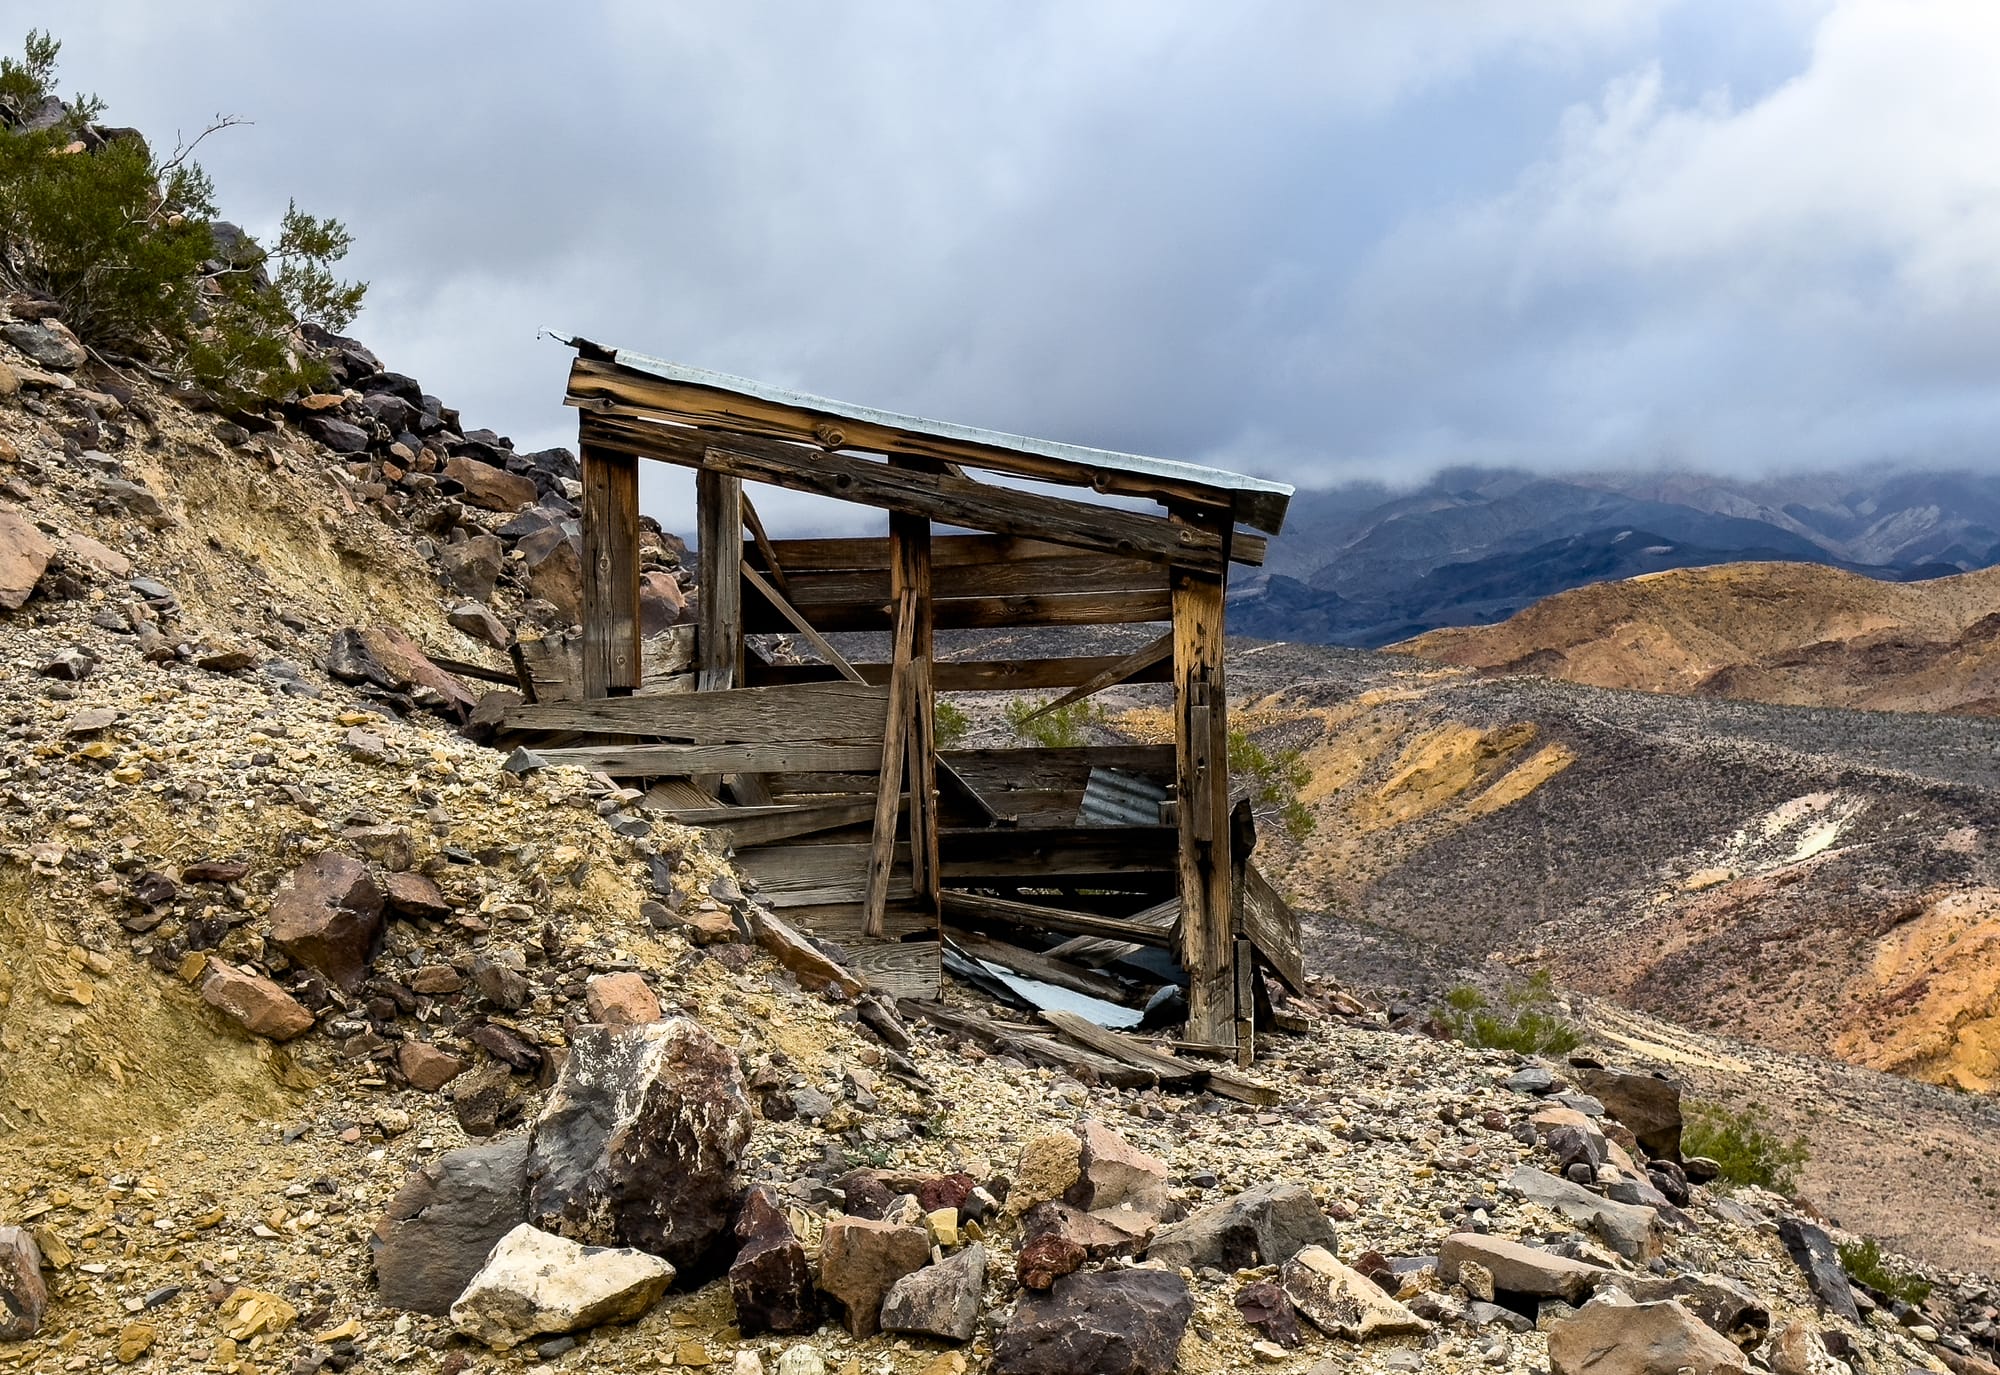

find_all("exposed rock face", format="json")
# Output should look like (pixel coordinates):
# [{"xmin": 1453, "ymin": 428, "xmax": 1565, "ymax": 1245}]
[
  {"xmin": 991, "ymin": 1268, "xmax": 1192, "ymax": 1375},
  {"xmin": 1777, "ymin": 1217, "xmax": 1861, "ymax": 1322},
  {"xmin": 816, "ymin": 1217, "xmax": 930, "ymax": 1339},
  {"xmin": 730, "ymin": 1187, "xmax": 817, "ymax": 1337},
  {"xmin": 1572, "ymin": 1066, "xmax": 1684, "ymax": 1159},
  {"xmin": 1280, "ymin": 1245, "xmax": 1427, "ymax": 1341},
  {"xmin": 448, "ymin": 1223, "xmax": 673, "ymax": 1350},
  {"xmin": 1545, "ymin": 1295, "xmax": 1751, "ymax": 1375},
  {"xmin": 268, "ymin": 852, "xmax": 384, "ymax": 992},
  {"xmin": 880, "ymin": 1243, "xmax": 986, "ymax": 1343},
  {"xmin": 0, "ymin": 509, "xmax": 54, "ymax": 611},
  {"xmin": 372, "ymin": 1137, "xmax": 530, "ymax": 1314},
  {"xmin": 1146, "ymin": 1180, "xmax": 1335, "ymax": 1271},
  {"xmin": 199, "ymin": 959, "xmax": 315, "ymax": 1040},
  {"xmin": 1438, "ymin": 1233, "xmax": 1606, "ymax": 1302},
  {"xmin": 1014, "ymin": 1231, "xmax": 1085, "ymax": 1291},
  {"xmin": 0, "ymin": 1226, "xmax": 47, "ymax": 1341},
  {"xmin": 524, "ymin": 1018, "xmax": 753, "ymax": 1270}
]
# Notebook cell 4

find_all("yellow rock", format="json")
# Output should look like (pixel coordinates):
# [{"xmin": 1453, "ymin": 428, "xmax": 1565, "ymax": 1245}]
[
  {"xmin": 314, "ymin": 1318, "xmax": 361, "ymax": 1343},
  {"xmin": 677, "ymin": 1340, "xmax": 715, "ymax": 1366},
  {"xmin": 217, "ymin": 1288, "xmax": 298, "ymax": 1340},
  {"xmin": 924, "ymin": 1207, "xmax": 959, "ymax": 1248},
  {"xmin": 115, "ymin": 1322, "xmax": 155, "ymax": 1363}
]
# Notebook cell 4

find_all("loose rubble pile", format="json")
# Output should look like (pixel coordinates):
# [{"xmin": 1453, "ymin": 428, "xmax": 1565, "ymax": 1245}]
[{"xmin": 2, "ymin": 283, "xmax": 1999, "ymax": 1375}]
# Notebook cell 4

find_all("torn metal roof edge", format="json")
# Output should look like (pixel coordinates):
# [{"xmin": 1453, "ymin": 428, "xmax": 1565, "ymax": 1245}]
[{"xmin": 560, "ymin": 335, "xmax": 1294, "ymax": 529}]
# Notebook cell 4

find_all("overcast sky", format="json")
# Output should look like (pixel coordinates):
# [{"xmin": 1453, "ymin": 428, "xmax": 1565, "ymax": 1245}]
[{"xmin": 37, "ymin": 1, "xmax": 2000, "ymax": 529}]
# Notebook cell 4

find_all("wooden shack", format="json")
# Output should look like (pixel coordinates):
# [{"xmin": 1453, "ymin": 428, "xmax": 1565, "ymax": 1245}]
[{"xmin": 497, "ymin": 340, "xmax": 1302, "ymax": 1062}]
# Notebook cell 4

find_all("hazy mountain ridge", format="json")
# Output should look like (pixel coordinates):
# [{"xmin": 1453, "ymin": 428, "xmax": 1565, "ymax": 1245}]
[{"xmin": 1238, "ymin": 466, "xmax": 2000, "ymax": 647}]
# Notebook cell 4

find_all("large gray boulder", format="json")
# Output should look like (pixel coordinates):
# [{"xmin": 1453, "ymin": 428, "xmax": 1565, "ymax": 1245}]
[
  {"xmin": 1506, "ymin": 1163, "xmax": 1662, "ymax": 1261},
  {"xmin": 1146, "ymin": 1180, "xmax": 1334, "ymax": 1271},
  {"xmin": 1546, "ymin": 1294, "xmax": 1750, "ymax": 1375},
  {"xmin": 372, "ymin": 1136, "xmax": 529, "ymax": 1314},
  {"xmin": 1439, "ymin": 1232, "xmax": 1607, "ymax": 1302},
  {"xmin": 526, "ymin": 1018, "xmax": 752, "ymax": 1270}
]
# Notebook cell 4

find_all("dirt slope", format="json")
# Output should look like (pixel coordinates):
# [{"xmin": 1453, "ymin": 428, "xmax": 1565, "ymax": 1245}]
[{"xmin": 1390, "ymin": 561, "xmax": 2000, "ymax": 716}]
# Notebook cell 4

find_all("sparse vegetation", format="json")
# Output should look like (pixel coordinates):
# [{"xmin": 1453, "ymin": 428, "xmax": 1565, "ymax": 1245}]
[
  {"xmin": 1837, "ymin": 1236, "xmax": 1931, "ymax": 1306},
  {"xmin": 1229, "ymin": 726, "xmax": 1314, "ymax": 840},
  {"xmin": 934, "ymin": 697, "xmax": 969, "ymax": 749},
  {"xmin": 1438, "ymin": 970, "xmax": 1582, "ymax": 1055},
  {"xmin": 1681, "ymin": 1101, "xmax": 1810, "ymax": 1193},
  {"xmin": 0, "ymin": 30, "xmax": 364, "ymax": 406},
  {"xmin": 1005, "ymin": 694, "xmax": 1104, "ymax": 749}
]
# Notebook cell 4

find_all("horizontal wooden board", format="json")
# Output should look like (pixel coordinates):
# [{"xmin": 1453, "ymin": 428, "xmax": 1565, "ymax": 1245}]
[
  {"xmin": 747, "ymin": 655, "xmax": 1172, "ymax": 692},
  {"xmin": 784, "ymin": 900, "xmax": 938, "ymax": 943},
  {"xmin": 940, "ymin": 826, "xmax": 1179, "ymax": 883},
  {"xmin": 767, "ymin": 535, "xmax": 1081, "ymax": 572},
  {"xmin": 842, "ymin": 939, "xmax": 941, "ymax": 1001},
  {"xmin": 774, "ymin": 554, "xmax": 1169, "ymax": 606},
  {"xmin": 659, "ymin": 799, "xmax": 881, "ymax": 848},
  {"xmin": 743, "ymin": 587, "xmax": 1171, "ymax": 633},
  {"xmin": 941, "ymin": 890, "xmax": 1176, "ymax": 948},
  {"xmin": 497, "ymin": 681, "xmax": 888, "ymax": 742},
  {"xmin": 535, "ymin": 741, "xmax": 883, "ymax": 777},
  {"xmin": 580, "ymin": 413, "xmax": 1233, "ymax": 574},
  {"xmin": 738, "ymin": 842, "xmax": 911, "ymax": 907},
  {"xmin": 943, "ymin": 745, "xmax": 1176, "ymax": 796}
]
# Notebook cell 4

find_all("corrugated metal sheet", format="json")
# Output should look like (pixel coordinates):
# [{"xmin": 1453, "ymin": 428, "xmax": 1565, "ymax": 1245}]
[{"xmin": 1079, "ymin": 768, "xmax": 1170, "ymax": 827}]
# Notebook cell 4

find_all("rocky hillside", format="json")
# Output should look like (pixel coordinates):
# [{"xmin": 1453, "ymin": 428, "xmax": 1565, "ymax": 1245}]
[
  {"xmin": 3, "ymin": 298, "xmax": 1997, "ymax": 1374},
  {"xmin": 1391, "ymin": 561, "xmax": 2000, "ymax": 717}
]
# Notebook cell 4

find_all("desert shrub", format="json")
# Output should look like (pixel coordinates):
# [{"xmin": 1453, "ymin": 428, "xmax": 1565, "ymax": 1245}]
[
  {"xmin": 1439, "ymin": 971, "xmax": 1582, "ymax": 1055},
  {"xmin": 1229, "ymin": 726, "xmax": 1314, "ymax": 840},
  {"xmin": 0, "ymin": 30, "xmax": 364, "ymax": 406},
  {"xmin": 934, "ymin": 697, "xmax": 969, "ymax": 749},
  {"xmin": 1681, "ymin": 1102, "xmax": 1809, "ymax": 1193},
  {"xmin": 1837, "ymin": 1236, "xmax": 1931, "ymax": 1306},
  {"xmin": 1005, "ymin": 694, "xmax": 1104, "ymax": 749}
]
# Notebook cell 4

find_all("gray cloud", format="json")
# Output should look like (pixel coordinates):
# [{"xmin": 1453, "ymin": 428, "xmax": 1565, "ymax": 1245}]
[{"xmin": 39, "ymin": 1, "xmax": 1992, "ymax": 529}]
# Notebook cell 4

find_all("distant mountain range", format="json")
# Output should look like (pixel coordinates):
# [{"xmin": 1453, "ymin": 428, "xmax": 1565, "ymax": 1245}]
[{"xmin": 1228, "ymin": 467, "xmax": 2000, "ymax": 647}]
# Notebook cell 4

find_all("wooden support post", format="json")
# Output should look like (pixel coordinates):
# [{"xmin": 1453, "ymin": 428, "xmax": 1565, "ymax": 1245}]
[
  {"xmin": 1173, "ymin": 558, "xmax": 1235, "ymax": 1050},
  {"xmin": 892, "ymin": 512, "xmax": 937, "ymax": 903},
  {"xmin": 579, "ymin": 443, "xmax": 641, "ymax": 698},
  {"xmin": 864, "ymin": 589, "xmax": 917, "ymax": 935},
  {"xmin": 1234, "ymin": 937, "xmax": 1257, "ymax": 1068},
  {"xmin": 696, "ymin": 470, "xmax": 743, "ymax": 691}
]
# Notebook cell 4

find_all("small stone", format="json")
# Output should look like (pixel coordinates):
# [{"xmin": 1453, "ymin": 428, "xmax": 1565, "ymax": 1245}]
[
  {"xmin": 37, "ymin": 645, "xmax": 95, "ymax": 680},
  {"xmin": 1147, "ymin": 1179, "xmax": 1335, "ymax": 1272},
  {"xmin": 1008, "ymin": 1131, "xmax": 1083, "ymax": 1216},
  {"xmin": 731, "ymin": 1185, "xmax": 818, "ymax": 1336},
  {"xmin": 201, "ymin": 960, "xmax": 315, "ymax": 1040},
  {"xmin": 1234, "ymin": 1280, "xmax": 1305, "ymax": 1348},
  {"xmin": 382, "ymin": 870, "xmax": 452, "ymax": 920},
  {"xmin": 775, "ymin": 1347, "xmax": 827, "ymax": 1375},
  {"xmin": 268, "ymin": 852, "xmax": 385, "ymax": 992},
  {"xmin": 584, "ymin": 971, "xmax": 661, "ymax": 1027},
  {"xmin": 0, "ymin": 510, "xmax": 53, "ymax": 611},
  {"xmin": 1016, "ymin": 1231, "xmax": 1085, "ymax": 1291},
  {"xmin": 449, "ymin": 1223, "xmax": 673, "ymax": 1350},
  {"xmin": 473, "ymin": 953, "xmax": 532, "ymax": 1010},
  {"xmin": 1439, "ymin": 1234, "xmax": 1607, "ymax": 1303},
  {"xmin": 398, "ymin": 1040, "xmax": 469, "ymax": 1092}
]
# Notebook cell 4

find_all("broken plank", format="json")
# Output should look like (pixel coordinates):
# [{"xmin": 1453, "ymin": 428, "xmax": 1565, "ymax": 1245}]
[
  {"xmin": 1235, "ymin": 858, "xmax": 1307, "ymax": 997},
  {"xmin": 898, "ymin": 998, "xmax": 1156, "ymax": 1089},
  {"xmin": 659, "ymin": 799, "xmax": 882, "ymax": 848},
  {"xmin": 865, "ymin": 588, "xmax": 919, "ymax": 935},
  {"xmin": 741, "ymin": 587, "xmax": 1171, "ymax": 633},
  {"xmin": 748, "ymin": 654, "xmax": 1173, "ymax": 691},
  {"xmin": 580, "ymin": 413, "xmax": 1231, "ymax": 574},
  {"xmin": 740, "ymin": 560, "xmax": 868, "ymax": 685},
  {"xmin": 1018, "ymin": 632, "xmax": 1173, "ymax": 724},
  {"xmin": 1038, "ymin": 1010, "xmax": 1278, "ymax": 1105},
  {"xmin": 534, "ymin": 741, "xmax": 883, "ymax": 776},
  {"xmin": 496, "ymin": 680, "xmax": 888, "ymax": 741},
  {"xmin": 1045, "ymin": 897, "xmax": 1179, "ymax": 966},
  {"xmin": 940, "ymin": 891, "xmax": 1175, "ymax": 949},
  {"xmin": 945, "ymin": 928, "xmax": 1154, "ymax": 1006}
]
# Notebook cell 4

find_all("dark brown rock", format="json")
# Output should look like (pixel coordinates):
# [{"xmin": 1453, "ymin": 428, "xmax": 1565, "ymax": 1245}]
[
  {"xmin": 1234, "ymin": 1279, "xmax": 1304, "ymax": 1348},
  {"xmin": 517, "ymin": 526, "xmax": 583, "ymax": 619},
  {"xmin": 0, "ymin": 1226, "xmax": 47, "ymax": 1340},
  {"xmin": 1571, "ymin": 1066, "xmax": 1683, "ymax": 1160},
  {"xmin": 181, "ymin": 860, "xmax": 250, "ymax": 885},
  {"xmin": 1015, "ymin": 1232, "xmax": 1086, "ymax": 1292},
  {"xmin": 382, "ymin": 871, "xmax": 452, "ymax": 921},
  {"xmin": 992, "ymin": 1268, "xmax": 1192, "ymax": 1375},
  {"xmin": 451, "ymin": 1059, "xmax": 527, "ymax": 1137},
  {"xmin": 372, "ymin": 1136, "xmax": 529, "ymax": 1314},
  {"xmin": 327, "ymin": 624, "xmax": 476, "ymax": 717},
  {"xmin": 400, "ymin": 1040, "xmax": 470, "ymax": 1092},
  {"xmin": 268, "ymin": 852, "xmax": 384, "ymax": 992},
  {"xmin": 1778, "ymin": 1217, "xmax": 1860, "ymax": 1323},
  {"xmin": 639, "ymin": 570, "xmax": 688, "ymax": 633},
  {"xmin": 439, "ymin": 534, "xmax": 504, "ymax": 601},
  {"xmin": 729, "ymin": 1186, "xmax": 817, "ymax": 1336},
  {"xmin": 525, "ymin": 1018, "xmax": 753, "ymax": 1270},
  {"xmin": 816, "ymin": 1216, "xmax": 931, "ymax": 1339}
]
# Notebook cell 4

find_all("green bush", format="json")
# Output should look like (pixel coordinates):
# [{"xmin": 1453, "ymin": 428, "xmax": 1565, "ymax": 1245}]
[
  {"xmin": 1681, "ymin": 1102, "xmax": 1809, "ymax": 1193},
  {"xmin": 1837, "ymin": 1236, "xmax": 1931, "ymax": 1307},
  {"xmin": 0, "ymin": 30, "xmax": 364, "ymax": 406},
  {"xmin": 1005, "ymin": 694, "xmax": 1104, "ymax": 749},
  {"xmin": 1439, "ymin": 971, "xmax": 1582, "ymax": 1055},
  {"xmin": 934, "ymin": 697, "xmax": 969, "ymax": 749},
  {"xmin": 1229, "ymin": 726, "xmax": 1314, "ymax": 840}
]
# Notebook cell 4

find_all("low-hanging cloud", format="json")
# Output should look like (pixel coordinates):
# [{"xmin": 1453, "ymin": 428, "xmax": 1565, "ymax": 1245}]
[{"xmin": 36, "ymin": 0, "xmax": 1994, "ymax": 528}]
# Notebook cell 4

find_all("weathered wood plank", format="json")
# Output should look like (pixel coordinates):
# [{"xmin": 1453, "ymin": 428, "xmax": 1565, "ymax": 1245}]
[
  {"xmin": 1234, "ymin": 858, "xmax": 1306, "ymax": 997},
  {"xmin": 770, "ymin": 534, "xmax": 1091, "ymax": 572},
  {"xmin": 696, "ymin": 469, "xmax": 743, "ymax": 690},
  {"xmin": 1174, "ymin": 552, "xmax": 1236, "ymax": 1049},
  {"xmin": 741, "ymin": 842, "xmax": 910, "ymax": 908},
  {"xmin": 772, "ymin": 553, "xmax": 1170, "ymax": 605},
  {"xmin": 943, "ymin": 746, "xmax": 1176, "ymax": 794},
  {"xmin": 565, "ymin": 356, "xmax": 1291, "ymax": 537},
  {"xmin": 640, "ymin": 778, "xmax": 725, "ymax": 810},
  {"xmin": 660, "ymin": 799, "xmax": 882, "ymax": 848},
  {"xmin": 940, "ymin": 890, "xmax": 1177, "ymax": 948},
  {"xmin": 1038, "ymin": 1010, "xmax": 1278, "ymax": 1104},
  {"xmin": 945, "ymin": 929, "xmax": 1154, "ymax": 1007},
  {"xmin": 740, "ymin": 561, "xmax": 868, "ymax": 685},
  {"xmin": 894, "ymin": 512, "xmax": 938, "ymax": 905},
  {"xmin": 580, "ymin": 414, "xmax": 1231, "ymax": 573},
  {"xmin": 535, "ymin": 741, "xmax": 883, "ymax": 776},
  {"xmin": 781, "ymin": 900, "xmax": 937, "ymax": 943},
  {"xmin": 580, "ymin": 443, "xmax": 642, "ymax": 696},
  {"xmin": 741, "ymin": 587, "xmax": 1170, "ymax": 633},
  {"xmin": 843, "ymin": 939, "xmax": 940, "ymax": 1001},
  {"xmin": 748, "ymin": 654, "xmax": 1173, "ymax": 692},
  {"xmin": 497, "ymin": 681, "xmax": 888, "ymax": 741},
  {"xmin": 1018, "ymin": 632, "xmax": 1173, "ymax": 724},
  {"xmin": 739, "ymin": 491, "xmax": 791, "ymax": 596},
  {"xmin": 864, "ymin": 588, "xmax": 918, "ymax": 936},
  {"xmin": 1045, "ymin": 897, "xmax": 1180, "ymax": 966},
  {"xmin": 899, "ymin": 998, "xmax": 1156, "ymax": 1089}
]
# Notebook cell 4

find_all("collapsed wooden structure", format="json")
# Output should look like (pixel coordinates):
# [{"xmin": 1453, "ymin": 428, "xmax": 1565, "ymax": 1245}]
[{"xmin": 495, "ymin": 342, "xmax": 1302, "ymax": 1062}]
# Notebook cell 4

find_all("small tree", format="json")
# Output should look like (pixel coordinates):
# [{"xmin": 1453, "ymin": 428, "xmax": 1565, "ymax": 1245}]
[{"xmin": 0, "ymin": 30, "xmax": 364, "ymax": 405}]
